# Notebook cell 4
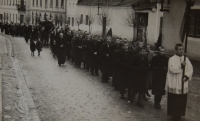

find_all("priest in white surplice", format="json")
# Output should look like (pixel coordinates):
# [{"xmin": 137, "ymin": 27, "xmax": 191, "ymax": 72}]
[{"xmin": 165, "ymin": 43, "xmax": 193, "ymax": 120}]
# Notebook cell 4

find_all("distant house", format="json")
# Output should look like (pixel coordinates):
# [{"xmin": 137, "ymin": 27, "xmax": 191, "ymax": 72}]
[
  {"xmin": 71, "ymin": 0, "xmax": 140, "ymax": 41},
  {"xmin": 131, "ymin": 0, "xmax": 164, "ymax": 48},
  {"xmin": 162, "ymin": 0, "xmax": 200, "ymax": 60}
]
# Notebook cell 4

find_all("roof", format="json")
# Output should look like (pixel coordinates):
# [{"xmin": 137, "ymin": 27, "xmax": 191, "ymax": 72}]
[
  {"xmin": 77, "ymin": 0, "xmax": 140, "ymax": 6},
  {"xmin": 132, "ymin": 0, "xmax": 158, "ymax": 10}
]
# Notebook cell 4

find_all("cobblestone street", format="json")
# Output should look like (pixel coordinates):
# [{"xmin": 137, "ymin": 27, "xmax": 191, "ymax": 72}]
[{"xmin": 1, "ymin": 34, "xmax": 200, "ymax": 121}]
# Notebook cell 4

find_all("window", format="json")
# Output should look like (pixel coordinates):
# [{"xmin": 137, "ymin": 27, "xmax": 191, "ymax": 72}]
[
  {"xmin": 50, "ymin": 0, "xmax": 53, "ymax": 7},
  {"xmin": 61, "ymin": 0, "xmax": 64, "ymax": 7},
  {"xmin": 189, "ymin": 9, "xmax": 200, "ymax": 38},
  {"xmin": 68, "ymin": 17, "xmax": 70, "ymax": 25},
  {"xmin": 40, "ymin": 0, "xmax": 42, "ymax": 7},
  {"xmin": 45, "ymin": 0, "xmax": 47, "ymax": 7},
  {"xmin": 13, "ymin": 0, "xmax": 14, "ymax": 5},
  {"xmin": 56, "ymin": 0, "xmax": 58, "ymax": 7},
  {"xmin": 85, "ymin": 15, "xmax": 88, "ymax": 25},
  {"xmin": 33, "ymin": 0, "xmax": 34, "ymax": 6},
  {"xmin": 16, "ymin": 14, "xmax": 17, "ymax": 23},
  {"xmin": 10, "ymin": 0, "xmax": 11, "ymax": 5},
  {"xmin": 36, "ymin": 0, "xmax": 38, "ymax": 6},
  {"xmin": 80, "ymin": 14, "xmax": 83, "ymax": 24},
  {"xmin": 72, "ymin": 17, "xmax": 74, "ymax": 26}
]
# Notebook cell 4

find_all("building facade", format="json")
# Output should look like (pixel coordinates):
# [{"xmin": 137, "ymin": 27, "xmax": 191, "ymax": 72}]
[
  {"xmin": 0, "ymin": 0, "xmax": 22, "ymax": 23},
  {"xmin": 0, "ymin": 0, "xmax": 67, "ymax": 26},
  {"xmin": 162, "ymin": 0, "xmax": 200, "ymax": 60}
]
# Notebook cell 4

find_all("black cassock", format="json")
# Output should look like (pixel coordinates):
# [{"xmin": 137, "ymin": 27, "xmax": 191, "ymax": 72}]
[
  {"xmin": 151, "ymin": 54, "xmax": 169, "ymax": 95},
  {"xmin": 56, "ymin": 37, "xmax": 66, "ymax": 65}
]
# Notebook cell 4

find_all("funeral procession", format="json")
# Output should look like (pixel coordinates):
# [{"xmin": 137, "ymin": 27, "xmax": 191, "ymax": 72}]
[{"xmin": 0, "ymin": 0, "xmax": 199, "ymax": 121}]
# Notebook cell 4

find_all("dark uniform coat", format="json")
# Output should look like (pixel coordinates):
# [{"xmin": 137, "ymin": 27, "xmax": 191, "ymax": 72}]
[
  {"xmin": 81, "ymin": 38, "xmax": 88, "ymax": 62},
  {"xmin": 56, "ymin": 37, "xmax": 66, "ymax": 65},
  {"xmin": 74, "ymin": 37, "xmax": 82, "ymax": 63},
  {"xmin": 116, "ymin": 50, "xmax": 132, "ymax": 89},
  {"xmin": 90, "ymin": 41, "xmax": 101, "ymax": 69},
  {"xmin": 100, "ymin": 43, "xmax": 113, "ymax": 75},
  {"xmin": 133, "ymin": 55, "xmax": 149, "ymax": 93},
  {"xmin": 151, "ymin": 54, "xmax": 168, "ymax": 95},
  {"xmin": 30, "ymin": 41, "xmax": 36, "ymax": 52}
]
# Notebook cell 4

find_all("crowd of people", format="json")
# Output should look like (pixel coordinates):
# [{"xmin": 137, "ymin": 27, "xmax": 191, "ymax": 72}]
[{"xmin": 0, "ymin": 21, "xmax": 193, "ymax": 121}]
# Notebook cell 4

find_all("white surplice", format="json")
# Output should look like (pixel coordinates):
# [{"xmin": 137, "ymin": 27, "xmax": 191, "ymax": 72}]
[{"xmin": 165, "ymin": 55, "xmax": 193, "ymax": 94}]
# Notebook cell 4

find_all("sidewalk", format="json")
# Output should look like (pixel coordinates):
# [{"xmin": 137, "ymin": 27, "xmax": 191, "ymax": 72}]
[
  {"xmin": 0, "ymin": 34, "xmax": 40, "ymax": 121},
  {"xmin": 0, "ymin": 35, "xmax": 7, "ymax": 121}
]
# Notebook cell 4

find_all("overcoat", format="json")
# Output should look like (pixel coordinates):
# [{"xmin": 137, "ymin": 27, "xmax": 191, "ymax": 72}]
[
  {"xmin": 100, "ymin": 43, "xmax": 113, "ymax": 75},
  {"xmin": 74, "ymin": 37, "xmax": 82, "ymax": 63},
  {"xmin": 81, "ymin": 38, "xmax": 88, "ymax": 62},
  {"xmin": 90, "ymin": 41, "xmax": 101, "ymax": 68},
  {"xmin": 133, "ymin": 55, "xmax": 149, "ymax": 93},
  {"xmin": 36, "ymin": 41, "xmax": 43, "ymax": 52},
  {"xmin": 56, "ymin": 37, "xmax": 66, "ymax": 64},
  {"xmin": 116, "ymin": 50, "xmax": 132, "ymax": 89},
  {"xmin": 30, "ymin": 41, "xmax": 36, "ymax": 52},
  {"xmin": 151, "ymin": 54, "xmax": 168, "ymax": 95}
]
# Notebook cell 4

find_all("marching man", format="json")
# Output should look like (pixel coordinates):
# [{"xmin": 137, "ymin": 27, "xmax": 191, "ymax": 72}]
[{"xmin": 165, "ymin": 43, "xmax": 193, "ymax": 120}]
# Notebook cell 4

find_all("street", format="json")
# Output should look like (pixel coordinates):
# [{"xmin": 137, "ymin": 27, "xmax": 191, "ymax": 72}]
[{"xmin": 1, "ymin": 35, "xmax": 200, "ymax": 121}]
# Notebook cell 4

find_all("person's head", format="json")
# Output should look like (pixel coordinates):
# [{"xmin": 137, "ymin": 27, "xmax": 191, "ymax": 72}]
[
  {"xmin": 146, "ymin": 44, "xmax": 151, "ymax": 51},
  {"xmin": 79, "ymin": 34, "xmax": 83, "ymax": 38},
  {"xmin": 123, "ymin": 43, "xmax": 129, "ymax": 51},
  {"xmin": 132, "ymin": 44, "xmax": 137, "ymax": 51},
  {"xmin": 75, "ymin": 33, "xmax": 79, "ymax": 37},
  {"xmin": 175, "ymin": 43, "xmax": 184, "ymax": 56},
  {"xmin": 139, "ymin": 41, "xmax": 144, "ymax": 48},
  {"xmin": 105, "ymin": 36, "xmax": 111, "ymax": 43},
  {"xmin": 116, "ymin": 39, "xmax": 120, "ymax": 44},
  {"xmin": 140, "ymin": 47, "xmax": 146, "ymax": 56},
  {"xmin": 158, "ymin": 46, "xmax": 165, "ymax": 56},
  {"xmin": 60, "ymin": 33, "xmax": 63, "ymax": 38}
]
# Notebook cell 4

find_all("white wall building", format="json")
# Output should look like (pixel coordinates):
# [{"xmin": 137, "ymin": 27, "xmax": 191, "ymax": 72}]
[
  {"xmin": 0, "ymin": 0, "xmax": 22, "ymax": 23},
  {"xmin": 68, "ymin": 0, "xmax": 163, "ymax": 46},
  {"xmin": 0, "ymin": 0, "xmax": 67, "ymax": 26}
]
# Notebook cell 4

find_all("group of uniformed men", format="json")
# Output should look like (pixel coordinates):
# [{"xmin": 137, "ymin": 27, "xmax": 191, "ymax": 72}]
[
  {"xmin": 1, "ymin": 21, "xmax": 169, "ymax": 110},
  {"xmin": 48, "ymin": 25, "xmax": 169, "ymax": 110}
]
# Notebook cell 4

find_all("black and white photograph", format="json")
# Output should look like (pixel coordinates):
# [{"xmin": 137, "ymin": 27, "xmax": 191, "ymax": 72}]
[{"xmin": 0, "ymin": 0, "xmax": 199, "ymax": 121}]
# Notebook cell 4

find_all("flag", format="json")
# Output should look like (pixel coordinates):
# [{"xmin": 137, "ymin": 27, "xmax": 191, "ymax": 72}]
[{"xmin": 179, "ymin": 5, "xmax": 189, "ymax": 43}]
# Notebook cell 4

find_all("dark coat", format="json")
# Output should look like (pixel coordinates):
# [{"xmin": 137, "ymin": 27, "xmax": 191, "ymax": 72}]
[
  {"xmin": 116, "ymin": 50, "xmax": 133, "ymax": 89},
  {"xmin": 56, "ymin": 37, "xmax": 66, "ymax": 64},
  {"xmin": 90, "ymin": 41, "xmax": 101, "ymax": 68},
  {"xmin": 133, "ymin": 55, "xmax": 149, "ymax": 93},
  {"xmin": 31, "ymin": 28, "xmax": 39, "ymax": 41},
  {"xmin": 36, "ymin": 41, "xmax": 43, "ymax": 51},
  {"xmin": 81, "ymin": 38, "xmax": 88, "ymax": 61},
  {"xmin": 151, "ymin": 54, "xmax": 168, "ymax": 95},
  {"xmin": 74, "ymin": 37, "xmax": 82, "ymax": 62},
  {"xmin": 100, "ymin": 43, "xmax": 113, "ymax": 75},
  {"xmin": 70, "ymin": 37, "xmax": 76, "ymax": 58},
  {"xmin": 65, "ymin": 34, "xmax": 72, "ymax": 56},
  {"xmin": 30, "ymin": 42, "xmax": 36, "ymax": 52}
]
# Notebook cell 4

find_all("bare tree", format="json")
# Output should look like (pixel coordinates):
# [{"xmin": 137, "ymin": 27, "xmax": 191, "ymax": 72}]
[
  {"xmin": 98, "ymin": 6, "xmax": 111, "ymax": 26},
  {"xmin": 124, "ymin": 8, "xmax": 137, "ymax": 41},
  {"xmin": 88, "ymin": 7, "xmax": 95, "ymax": 33}
]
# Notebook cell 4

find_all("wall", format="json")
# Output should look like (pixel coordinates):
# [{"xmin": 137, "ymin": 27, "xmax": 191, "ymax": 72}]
[
  {"xmin": 71, "ymin": 5, "xmax": 134, "ymax": 41},
  {"xmin": 134, "ymin": 4, "xmax": 163, "ymax": 46},
  {"xmin": 162, "ymin": 0, "xmax": 200, "ymax": 61},
  {"xmin": 0, "ymin": 0, "xmax": 21, "ymax": 23},
  {"xmin": 72, "ymin": 4, "xmax": 163, "ymax": 45}
]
